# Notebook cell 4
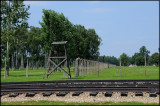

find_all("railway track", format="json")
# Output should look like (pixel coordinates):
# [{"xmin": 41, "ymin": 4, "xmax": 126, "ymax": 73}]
[{"xmin": 1, "ymin": 80, "xmax": 159, "ymax": 94}]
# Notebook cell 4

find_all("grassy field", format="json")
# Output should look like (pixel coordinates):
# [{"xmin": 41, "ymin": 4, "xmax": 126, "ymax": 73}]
[
  {"xmin": 1, "ymin": 66, "xmax": 159, "ymax": 82},
  {"xmin": 1, "ymin": 100, "xmax": 159, "ymax": 105}
]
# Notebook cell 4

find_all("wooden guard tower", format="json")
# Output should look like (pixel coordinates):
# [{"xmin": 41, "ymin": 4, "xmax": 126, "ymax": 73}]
[{"xmin": 43, "ymin": 41, "xmax": 71, "ymax": 79}]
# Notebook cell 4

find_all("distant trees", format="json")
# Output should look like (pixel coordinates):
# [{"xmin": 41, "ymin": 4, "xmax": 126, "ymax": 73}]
[
  {"xmin": 120, "ymin": 53, "xmax": 130, "ymax": 66},
  {"xmin": 98, "ymin": 46, "xmax": 158, "ymax": 67},
  {"xmin": 26, "ymin": 26, "xmax": 44, "ymax": 68},
  {"xmin": 117, "ymin": 46, "xmax": 158, "ymax": 66},
  {"xmin": 130, "ymin": 52, "xmax": 139, "ymax": 64},
  {"xmin": 131, "ymin": 46, "xmax": 150, "ymax": 66},
  {"xmin": 135, "ymin": 55, "xmax": 145, "ymax": 66},
  {"xmin": 149, "ymin": 52, "xmax": 159, "ymax": 66},
  {"xmin": 99, "ymin": 56, "xmax": 119, "ymax": 66}
]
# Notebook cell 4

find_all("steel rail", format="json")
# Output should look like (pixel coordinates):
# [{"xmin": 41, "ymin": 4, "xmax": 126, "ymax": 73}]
[{"xmin": 1, "ymin": 80, "xmax": 159, "ymax": 94}]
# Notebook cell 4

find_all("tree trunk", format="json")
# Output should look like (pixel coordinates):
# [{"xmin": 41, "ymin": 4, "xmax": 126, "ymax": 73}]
[
  {"xmin": 6, "ymin": 41, "xmax": 9, "ymax": 76},
  {"xmin": 36, "ymin": 61, "xmax": 38, "ymax": 69},
  {"xmin": 6, "ymin": 1, "xmax": 11, "ymax": 76},
  {"xmin": 45, "ymin": 51, "xmax": 49, "ymax": 69},
  {"xmin": 4, "ymin": 58, "xmax": 7, "ymax": 79},
  {"xmin": 12, "ymin": 55, "xmax": 14, "ymax": 71},
  {"xmin": 16, "ymin": 50, "xmax": 18, "ymax": 69},
  {"xmin": 21, "ymin": 53, "xmax": 24, "ymax": 69}
]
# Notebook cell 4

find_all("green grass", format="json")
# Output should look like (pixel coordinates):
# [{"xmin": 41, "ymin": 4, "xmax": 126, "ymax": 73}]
[
  {"xmin": 1, "ymin": 66, "xmax": 159, "ymax": 82},
  {"xmin": 1, "ymin": 100, "xmax": 159, "ymax": 105}
]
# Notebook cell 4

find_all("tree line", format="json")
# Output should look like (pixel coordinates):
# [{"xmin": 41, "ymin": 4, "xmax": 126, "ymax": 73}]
[
  {"xmin": 98, "ymin": 46, "xmax": 159, "ymax": 66},
  {"xmin": 1, "ymin": 1, "xmax": 101, "ymax": 76},
  {"xmin": 120, "ymin": 46, "xmax": 159, "ymax": 66}
]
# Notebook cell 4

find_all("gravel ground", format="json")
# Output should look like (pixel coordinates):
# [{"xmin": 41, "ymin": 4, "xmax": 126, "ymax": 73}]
[{"xmin": 1, "ymin": 92, "xmax": 159, "ymax": 103}]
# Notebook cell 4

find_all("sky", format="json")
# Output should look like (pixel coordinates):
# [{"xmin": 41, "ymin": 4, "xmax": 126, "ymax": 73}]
[{"xmin": 24, "ymin": 1, "xmax": 159, "ymax": 58}]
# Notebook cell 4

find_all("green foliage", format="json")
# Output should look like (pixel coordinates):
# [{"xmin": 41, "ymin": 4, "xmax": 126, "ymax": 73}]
[
  {"xmin": 120, "ymin": 53, "xmax": 130, "ymax": 66},
  {"xmin": 40, "ymin": 9, "xmax": 73, "ymax": 52},
  {"xmin": 139, "ymin": 46, "xmax": 150, "ymax": 64},
  {"xmin": 99, "ymin": 56, "xmax": 119, "ymax": 66},
  {"xmin": 1, "ymin": 0, "xmax": 30, "ymax": 70},
  {"xmin": 149, "ymin": 52, "xmax": 159, "ymax": 66},
  {"xmin": 135, "ymin": 55, "xmax": 145, "ymax": 66},
  {"xmin": 26, "ymin": 26, "xmax": 44, "ymax": 67},
  {"xmin": 130, "ymin": 46, "xmax": 151, "ymax": 66},
  {"xmin": 40, "ymin": 9, "xmax": 101, "ymax": 60},
  {"xmin": 130, "ymin": 52, "xmax": 140, "ymax": 64},
  {"xmin": 139, "ymin": 46, "xmax": 150, "ymax": 57},
  {"xmin": 1, "ymin": 0, "xmax": 30, "ymax": 29}
]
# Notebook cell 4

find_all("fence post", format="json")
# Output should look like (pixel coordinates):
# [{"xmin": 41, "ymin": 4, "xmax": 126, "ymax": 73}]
[
  {"xmin": 75, "ymin": 58, "xmax": 79, "ymax": 77},
  {"xmin": 98, "ymin": 62, "xmax": 99, "ymax": 77},
  {"xmin": 145, "ymin": 56, "xmax": 147, "ymax": 76},
  {"xmin": 83, "ymin": 60, "xmax": 85, "ymax": 75},
  {"xmin": 85, "ymin": 60, "xmax": 87, "ymax": 74},
  {"xmin": 120, "ymin": 58, "xmax": 121, "ymax": 77},
  {"xmin": 26, "ymin": 59, "xmax": 28, "ymax": 78},
  {"xmin": 80, "ymin": 60, "xmax": 82, "ymax": 76},
  {"xmin": 74, "ymin": 58, "xmax": 116, "ymax": 77}
]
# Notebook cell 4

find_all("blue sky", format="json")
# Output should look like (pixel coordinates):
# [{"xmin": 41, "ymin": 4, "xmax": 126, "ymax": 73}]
[{"xmin": 24, "ymin": 1, "xmax": 159, "ymax": 58}]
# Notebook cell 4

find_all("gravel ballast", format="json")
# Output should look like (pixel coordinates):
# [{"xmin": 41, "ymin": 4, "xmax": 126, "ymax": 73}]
[{"xmin": 1, "ymin": 92, "xmax": 159, "ymax": 103}]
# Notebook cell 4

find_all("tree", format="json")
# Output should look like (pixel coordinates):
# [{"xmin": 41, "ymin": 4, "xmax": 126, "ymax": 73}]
[
  {"xmin": 149, "ymin": 52, "xmax": 159, "ymax": 66},
  {"xmin": 27, "ymin": 26, "xmax": 43, "ymax": 68},
  {"xmin": 130, "ymin": 52, "xmax": 140, "ymax": 64},
  {"xmin": 139, "ymin": 46, "xmax": 150, "ymax": 65},
  {"xmin": 135, "ymin": 55, "xmax": 145, "ymax": 66},
  {"xmin": 140, "ymin": 46, "xmax": 150, "ymax": 56},
  {"xmin": 120, "ymin": 53, "xmax": 130, "ymax": 66},
  {"xmin": 1, "ymin": 0, "xmax": 30, "ymax": 75},
  {"xmin": 99, "ymin": 56, "xmax": 119, "ymax": 66},
  {"xmin": 40, "ymin": 9, "xmax": 72, "ymax": 52},
  {"xmin": 86, "ymin": 29, "xmax": 101, "ymax": 60},
  {"xmin": 40, "ymin": 9, "xmax": 101, "ymax": 61}
]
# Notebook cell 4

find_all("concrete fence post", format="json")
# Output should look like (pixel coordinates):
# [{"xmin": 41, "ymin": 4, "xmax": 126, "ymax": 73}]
[
  {"xmin": 26, "ymin": 59, "xmax": 28, "ymax": 78},
  {"xmin": 75, "ymin": 58, "xmax": 79, "ymax": 77},
  {"xmin": 74, "ymin": 58, "xmax": 116, "ymax": 77}
]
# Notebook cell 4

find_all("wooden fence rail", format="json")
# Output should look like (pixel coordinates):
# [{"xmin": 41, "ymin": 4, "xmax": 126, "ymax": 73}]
[{"xmin": 75, "ymin": 58, "xmax": 116, "ymax": 77}]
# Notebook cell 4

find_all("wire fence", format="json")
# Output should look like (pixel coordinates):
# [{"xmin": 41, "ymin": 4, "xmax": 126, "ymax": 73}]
[{"xmin": 74, "ymin": 58, "xmax": 116, "ymax": 77}]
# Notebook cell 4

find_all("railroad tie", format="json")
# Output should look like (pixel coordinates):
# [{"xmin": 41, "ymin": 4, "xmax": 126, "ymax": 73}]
[
  {"xmin": 121, "ymin": 92, "xmax": 128, "ymax": 97},
  {"xmin": 9, "ymin": 93, "xmax": 19, "ymax": 97},
  {"xmin": 56, "ymin": 92, "xmax": 68, "ymax": 96},
  {"xmin": 149, "ymin": 93, "xmax": 157, "ymax": 97},
  {"xmin": 72, "ymin": 92, "xmax": 83, "ymax": 96},
  {"xmin": 135, "ymin": 92, "xmax": 143, "ymax": 96},
  {"xmin": 90, "ymin": 92, "xmax": 98, "ymax": 96},
  {"xmin": 0, "ymin": 93, "xmax": 4, "ymax": 97},
  {"xmin": 156, "ymin": 92, "xmax": 160, "ymax": 95},
  {"xmin": 26, "ymin": 92, "xmax": 36, "ymax": 97},
  {"xmin": 43, "ymin": 92, "xmax": 53, "ymax": 97},
  {"xmin": 105, "ymin": 92, "xmax": 112, "ymax": 97}
]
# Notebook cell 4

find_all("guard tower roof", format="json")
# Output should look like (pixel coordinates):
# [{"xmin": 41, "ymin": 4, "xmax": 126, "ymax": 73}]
[{"xmin": 52, "ymin": 41, "xmax": 67, "ymax": 45}]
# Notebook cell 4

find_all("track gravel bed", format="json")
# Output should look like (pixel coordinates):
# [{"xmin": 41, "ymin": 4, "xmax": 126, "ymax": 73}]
[{"xmin": 1, "ymin": 92, "xmax": 159, "ymax": 103}]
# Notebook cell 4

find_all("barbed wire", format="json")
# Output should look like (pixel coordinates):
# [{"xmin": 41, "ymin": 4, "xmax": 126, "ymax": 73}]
[{"xmin": 75, "ymin": 58, "xmax": 116, "ymax": 77}]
